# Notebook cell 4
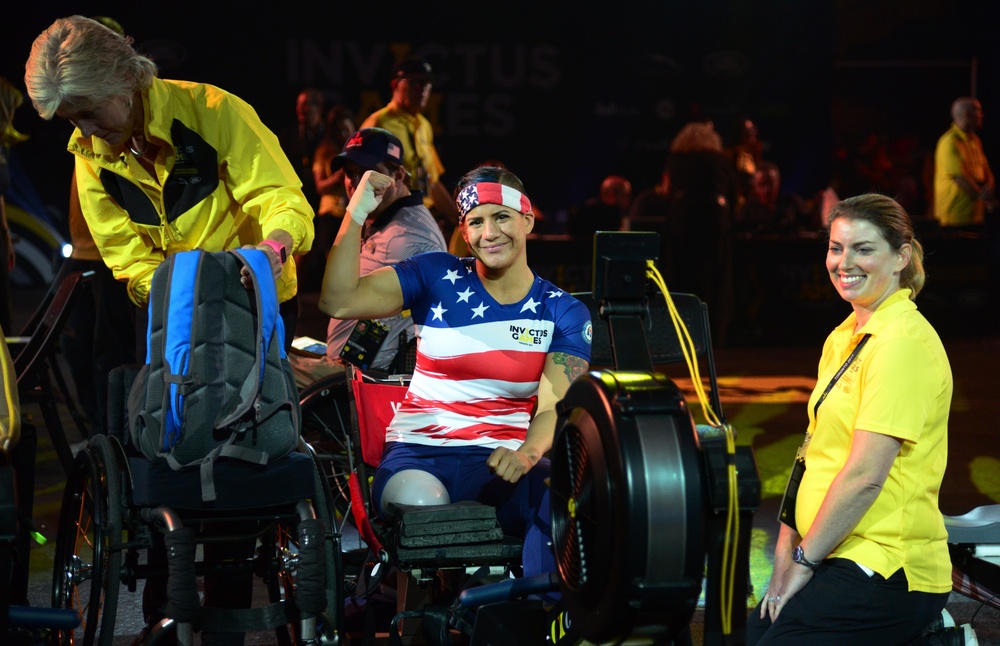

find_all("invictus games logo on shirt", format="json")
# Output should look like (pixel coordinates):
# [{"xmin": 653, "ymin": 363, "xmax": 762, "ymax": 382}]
[{"xmin": 510, "ymin": 325, "xmax": 548, "ymax": 346}]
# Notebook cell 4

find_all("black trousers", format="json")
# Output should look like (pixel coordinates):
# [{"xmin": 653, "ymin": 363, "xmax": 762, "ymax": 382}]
[
  {"xmin": 60, "ymin": 258, "xmax": 137, "ymax": 434},
  {"xmin": 746, "ymin": 558, "xmax": 948, "ymax": 646}
]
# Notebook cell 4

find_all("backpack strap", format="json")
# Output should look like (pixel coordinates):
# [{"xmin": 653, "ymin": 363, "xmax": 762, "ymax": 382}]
[
  {"xmin": 232, "ymin": 247, "xmax": 284, "ymax": 358},
  {"xmin": 214, "ymin": 248, "xmax": 284, "ymax": 429},
  {"xmin": 160, "ymin": 251, "xmax": 203, "ymax": 451},
  {"xmin": 198, "ymin": 443, "xmax": 270, "ymax": 503}
]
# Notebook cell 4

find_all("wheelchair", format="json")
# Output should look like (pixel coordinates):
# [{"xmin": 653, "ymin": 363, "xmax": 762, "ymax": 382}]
[
  {"xmin": 50, "ymin": 366, "xmax": 343, "ymax": 646},
  {"xmin": 298, "ymin": 364, "xmax": 526, "ymax": 644}
]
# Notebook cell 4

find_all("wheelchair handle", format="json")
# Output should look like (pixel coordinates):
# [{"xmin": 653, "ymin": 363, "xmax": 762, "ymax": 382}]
[{"xmin": 8, "ymin": 606, "xmax": 82, "ymax": 630}]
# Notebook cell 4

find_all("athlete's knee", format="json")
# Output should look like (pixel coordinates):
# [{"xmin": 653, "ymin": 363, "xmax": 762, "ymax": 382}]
[{"xmin": 380, "ymin": 469, "xmax": 451, "ymax": 516}]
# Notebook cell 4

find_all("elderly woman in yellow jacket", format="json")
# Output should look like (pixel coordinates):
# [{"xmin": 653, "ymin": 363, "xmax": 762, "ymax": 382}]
[
  {"xmin": 24, "ymin": 15, "xmax": 313, "ymax": 347},
  {"xmin": 24, "ymin": 16, "xmax": 314, "ymax": 642}
]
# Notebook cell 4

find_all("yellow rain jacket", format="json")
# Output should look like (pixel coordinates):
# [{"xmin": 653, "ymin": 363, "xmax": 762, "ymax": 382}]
[{"xmin": 69, "ymin": 78, "xmax": 314, "ymax": 306}]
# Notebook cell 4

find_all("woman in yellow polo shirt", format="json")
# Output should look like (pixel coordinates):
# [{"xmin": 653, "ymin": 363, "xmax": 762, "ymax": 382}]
[{"xmin": 749, "ymin": 194, "xmax": 956, "ymax": 644}]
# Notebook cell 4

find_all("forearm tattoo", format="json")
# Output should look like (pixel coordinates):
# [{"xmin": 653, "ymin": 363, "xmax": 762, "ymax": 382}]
[{"xmin": 552, "ymin": 352, "xmax": 589, "ymax": 382}]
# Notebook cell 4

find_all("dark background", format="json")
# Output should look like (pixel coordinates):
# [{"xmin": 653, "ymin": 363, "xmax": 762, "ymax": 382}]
[
  {"xmin": 1, "ymin": 0, "xmax": 996, "ymax": 230},
  {"xmin": 7, "ymin": 7, "xmax": 1000, "ymax": 639}
]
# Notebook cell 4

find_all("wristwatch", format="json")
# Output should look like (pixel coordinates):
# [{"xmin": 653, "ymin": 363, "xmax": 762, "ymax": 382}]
[
  {"xmin": 260, "ymin": 239, "xmax": 287, "ymax": 265},
  {"xmin": 792, "ymin": 545, "xmax": 820, "ymax": 570}
]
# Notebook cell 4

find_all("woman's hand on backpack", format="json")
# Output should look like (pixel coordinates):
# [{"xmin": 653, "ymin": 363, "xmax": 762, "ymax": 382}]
[{"xmin": 240, "ymin": 230, "xmax": 293, "ymax": 288}]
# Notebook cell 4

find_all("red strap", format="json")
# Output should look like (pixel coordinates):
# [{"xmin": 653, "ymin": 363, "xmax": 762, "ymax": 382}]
[{"xmin": 348, "ymin": 471, "xmax": 383, "ymax": 556}]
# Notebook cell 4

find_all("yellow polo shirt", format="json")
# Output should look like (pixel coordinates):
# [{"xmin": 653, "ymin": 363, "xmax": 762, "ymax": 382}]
[
  {"xmin": 934, "ymin": 123, "xmax": 992, "ymax": 226},
  {"xmin": 361, "ymin": 103, "xmax": 444, "ymax": 211},
  {"xmin": 797, "ymin": 289, "xmax": 953, "ymax": 593}
]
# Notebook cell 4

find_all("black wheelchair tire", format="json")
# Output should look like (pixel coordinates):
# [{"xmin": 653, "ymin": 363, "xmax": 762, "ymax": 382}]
[
  {"xmin": 298, "ymin": 373, "xmax": 354, "ymax": 518},
  {"xmin": 51, "ymin": 435, "xmax": 123, "ymax": 646}
]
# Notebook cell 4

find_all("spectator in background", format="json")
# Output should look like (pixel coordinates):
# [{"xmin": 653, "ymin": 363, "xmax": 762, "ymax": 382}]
[
  {"xmin": 853, "ymin": 133, "xmax": 894, "ymax": 196},
  {"xmin": 566, "ymin": 174, "xmax": 632, "ymax": 237},
  {"xmin": 726, "ymin": 116, "xmax": 764, "ymax": 212},
  {"xmin": 361, "ymin": 56, "xmax": 461, "ymax": 237},
  {"xmin": 738, "ymin": 161, "xmax": 808, "ymax": 234},
  {"xmin": 624, "ymin": 160, "xmax": 671, "ymax": 232},
  {"xmin": 933, "ymin": 97, "xmax": 996, "ymax": 227},
  {"xmin": 313, "ymin": 104, "xmax": 356, "ymax": 223},
  {"xmin": 296, "ymin": 103, "xmax": 356, "ymax": 292},
  {"xmin": 0, "ymin": 77, "xmax": 26, "ymax": 335},
  {"xmin": 885, "ymin": 134, "xmax": 927, "ymax": 220},
  {"xmin": 665, "ymin": 120, "xmax": 738, "ymax": 346},
  {"xmin": 280, "ymin": 87, "xmax": 325, "ymax": 214}
]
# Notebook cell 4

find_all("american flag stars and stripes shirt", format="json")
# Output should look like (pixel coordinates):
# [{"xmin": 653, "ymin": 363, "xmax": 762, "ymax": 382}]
[{"xmin": 388, "ymin": 252, "xmax": 593, "ymax": 450}]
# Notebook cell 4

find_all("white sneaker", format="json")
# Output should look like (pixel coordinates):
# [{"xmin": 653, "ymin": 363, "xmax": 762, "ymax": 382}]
[{"xmin": 959, "ymin": 623, "xmax": 979, "ymax": 646}]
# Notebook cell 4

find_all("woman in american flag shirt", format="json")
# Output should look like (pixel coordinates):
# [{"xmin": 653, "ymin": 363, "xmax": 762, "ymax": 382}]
[{"xmin": 320, "ymin": 164, "xmax": 592, "ymax": 576}]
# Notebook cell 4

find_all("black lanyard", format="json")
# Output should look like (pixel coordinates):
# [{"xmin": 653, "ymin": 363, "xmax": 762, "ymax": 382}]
[{"xmin": 813, "ymin": 333, "xmax": 872, "ymax": 418}]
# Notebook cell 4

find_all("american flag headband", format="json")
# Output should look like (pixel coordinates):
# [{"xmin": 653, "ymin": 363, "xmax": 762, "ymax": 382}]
[{"xmin": 456, "ymin": 182, "xmax": 532, "ymax": 222}]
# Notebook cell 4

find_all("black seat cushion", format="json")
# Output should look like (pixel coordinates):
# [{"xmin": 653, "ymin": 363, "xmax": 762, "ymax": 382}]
[
  {"xmin": 381, "ymin": 501, "xmax": 522, "ymax": 568},
  {"xmin": 128, "ymin": 451, "xmax": 315, "ymax": 509}
]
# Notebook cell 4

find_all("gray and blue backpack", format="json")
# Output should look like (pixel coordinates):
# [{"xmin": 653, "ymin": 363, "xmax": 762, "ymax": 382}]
[{"xmin": 127, "ymin": 249, "xmax": 300, "ymax": 502}]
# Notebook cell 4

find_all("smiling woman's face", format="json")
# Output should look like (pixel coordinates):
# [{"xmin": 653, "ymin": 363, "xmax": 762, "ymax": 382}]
[
  {"xmin": 462, "ymin": 204, "xmax": 534, "ymax": 272},
  {"xmin": 826, "ymin": 216, "xmax": 910, "ymax": 318}
]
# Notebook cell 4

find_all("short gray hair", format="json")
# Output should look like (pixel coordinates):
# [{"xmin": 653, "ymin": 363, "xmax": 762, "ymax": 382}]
[
  {"xmin": 24, "ymin": 15, "xmax": 158, "ymax": 120},
  {"xmin": 950, "ymin": 96, "xmax": 979, "ymax": 122}
]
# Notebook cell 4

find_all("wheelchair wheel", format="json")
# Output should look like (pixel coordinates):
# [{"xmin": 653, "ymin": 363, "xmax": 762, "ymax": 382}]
[
  {"xmin": 271, "ymin": 446, "xmax": 344, "ymax": 645},
  {"xmin": 299, "ymin": 373, "xmax": 353, "ymax": 516},
  {"xmin": 52, "ymin": 434, "xmax": 124, "ymax": 646}
]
